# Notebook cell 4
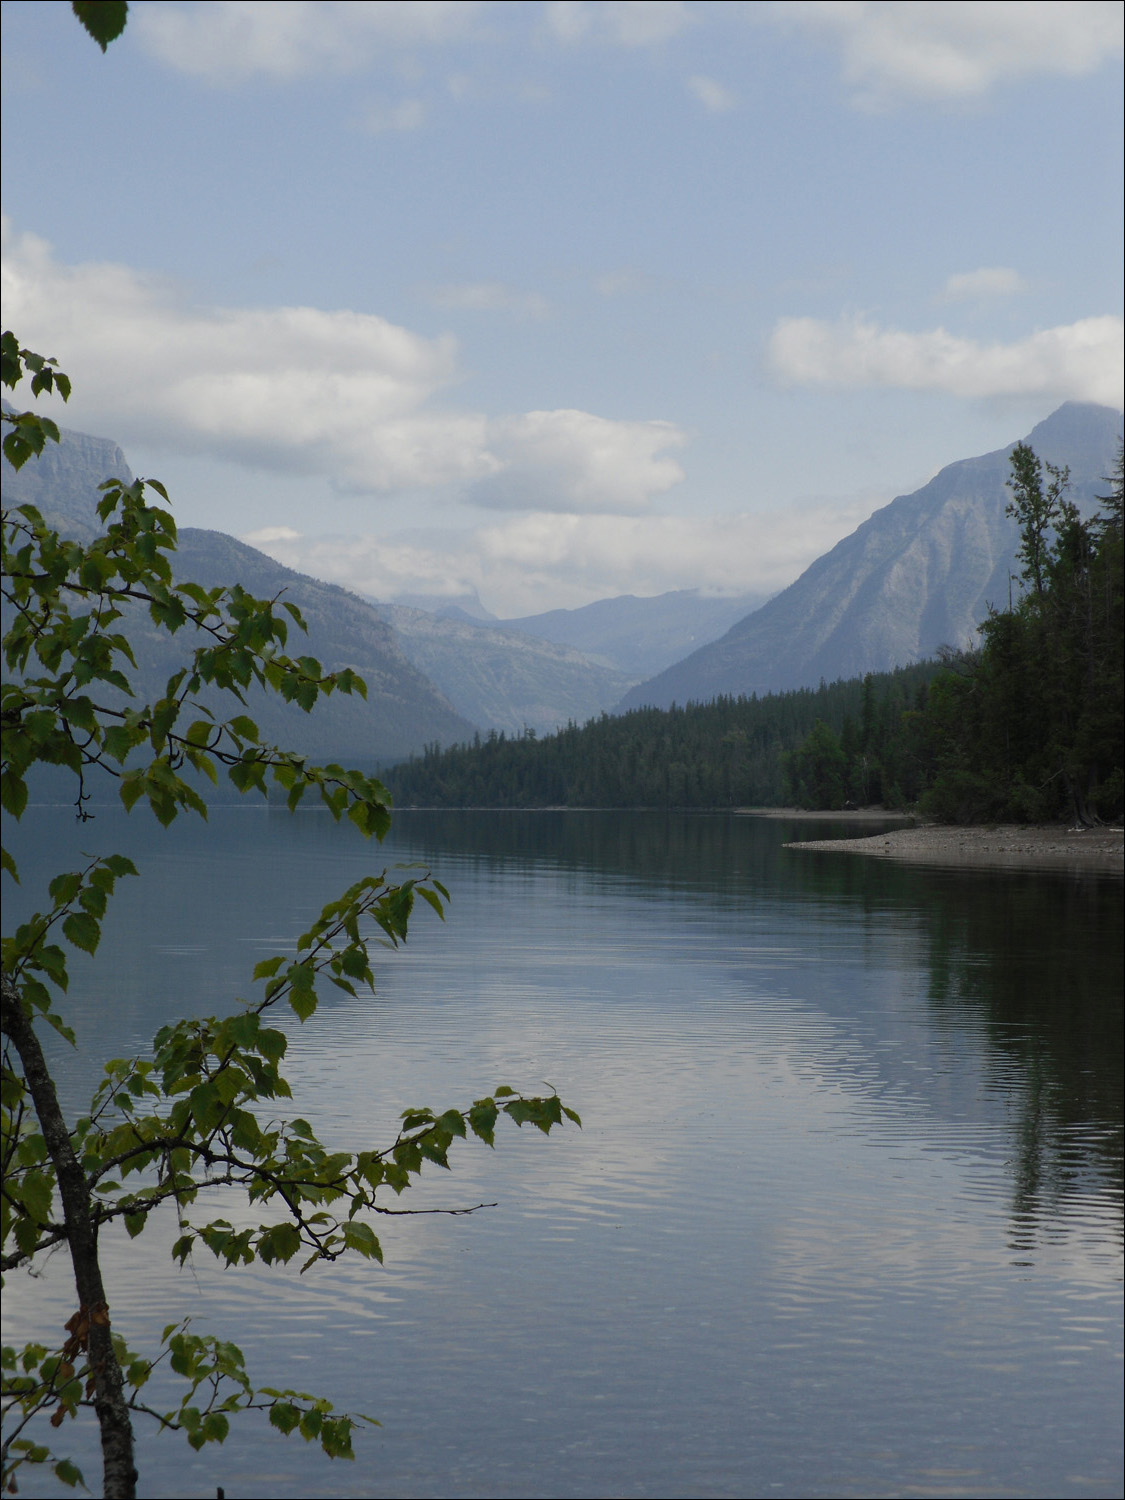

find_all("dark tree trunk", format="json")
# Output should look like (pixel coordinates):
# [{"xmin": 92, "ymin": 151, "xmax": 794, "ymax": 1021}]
[{"xmin": 1, "ymin": 974, "xmax": 138, "ymax": 1499}]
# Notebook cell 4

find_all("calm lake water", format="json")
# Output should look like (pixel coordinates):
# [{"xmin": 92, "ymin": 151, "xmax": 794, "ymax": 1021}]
[{"xmin": 3, "ymin": 806, "xmax": 1122, "ymax": 1500}]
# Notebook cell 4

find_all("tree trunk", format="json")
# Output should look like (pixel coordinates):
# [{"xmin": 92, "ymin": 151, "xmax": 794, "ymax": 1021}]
[{"xmin": 1, "ymin": 975, "xmax": 138, "ymax": 1499}]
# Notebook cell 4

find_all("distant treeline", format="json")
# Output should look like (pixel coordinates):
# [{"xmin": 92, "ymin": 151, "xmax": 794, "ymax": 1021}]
[
  {"xmin": 383, "ymin": 661, "xmax": 942, "ymax": 811},
  {"xmin": 915, "ymin": 442, "xmax": 1123, "ymax": 824},
  {"xmin": 385, "ymin": 446, "xmax": 1123, "ymax": 825}
]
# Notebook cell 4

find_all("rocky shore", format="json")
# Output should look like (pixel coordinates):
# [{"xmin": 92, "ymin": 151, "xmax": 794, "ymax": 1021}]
[{"xmin": 784, "ymin": 819, "xmax": 1124, "ymax": 872}]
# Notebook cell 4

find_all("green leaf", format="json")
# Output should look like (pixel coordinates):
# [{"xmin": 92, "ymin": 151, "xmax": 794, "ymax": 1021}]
[
  {"xmin": 341, "ymin": 1221, "xmax": 384, "ymax": 1261},
  {"xmin": 261, "ymin": 1222, "xmax": 302, "ymax": 1265},
  {"xmin": 201, "ymin": 1412, "xmax": 230, "ymax": 1444},
  {"xmin": 270, "ymin": 1402, "xmax": 301, "ymax": 1435},
  {"xmin": 120, "ymin": 773, "xmax": 145, "ymax": 812},
  {"xmin": 288, "ymin": 974, "xmax": 317, "ymax": 1023},
  {"xmin": 70, "ymin": 3, "xmax": 130, "ymax": 53},
  {"xmin": 468, "ymin": 1102, "xmax": 497, "ymax": 1145},
  {"xmin": 19, "ymin": 1171, "xmax": 55, "ymax": 1226},
  {"xmin": 320, "ymin": 1416, "xmax": 355, "ymax": 1459},
  {"xmin": 1, "ymin": 769, "xmax": 29, "ymax": 819},
  {"xmin": 189, "ymin": 1080, "xmax": 221, "ymax": 1129},
  {"xmin": 299, "ymin": 1408, "xmax": 323, "ymax": 1441},
  {"xmin": 417, "ymin": 886, "xmax": 446, "ymax": 919},
  {"xmin": 256, "ymin": 1027, "xmax": 288, "ymax": 1061},
  {"xmin": 53, "ymin": 1458, "xmax": 84, "ymax": 1489},
  {"xmin": 338, "ymin": 945, "xmax": 369, "ymax": 980},
  {"xmin": 62, "ymin": 911, "xmax": 100, "ymax": 955}
]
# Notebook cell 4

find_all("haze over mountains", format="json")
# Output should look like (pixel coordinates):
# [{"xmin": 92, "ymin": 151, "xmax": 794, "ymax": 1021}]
[
  {"xmin": 5, "ymin": 401, "xmax": 1120, "ymax": 757},
  {"xmin": 1, "ymin": 408, "xmax": 763, "ymax": 742},
  {"xmin": 2, "ymin": 419, "xmax": 472, "ymax": 762},
  {"xmin": 620, "ymin": 402, "xmax": 1123, "ymax": 712},
  {"xmin": 476, "ymin": 590, "xmax": 771, "ymax": 680},
  {"xmin": 371, "ymin": 601, "xmax": 632, "ymax": 737},
  {"xmin": 1, "ymin": 412, "xmax": 650, "ymax": 743}
]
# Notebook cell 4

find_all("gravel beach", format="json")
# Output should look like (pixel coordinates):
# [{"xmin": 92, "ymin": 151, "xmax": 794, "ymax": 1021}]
[{"xmin": 783, "ymin": 818, "xmax": 1124, "ymax": 872}]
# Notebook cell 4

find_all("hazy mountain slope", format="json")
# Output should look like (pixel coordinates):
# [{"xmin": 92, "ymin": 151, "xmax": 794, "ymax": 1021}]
[
  {"xmin": 486, "ymin": 589, "xmax": 770, "ymax": 678},
  {"xmin": 2, "ymin": 406, "xmax": 128, "ymax": 544},
  {"xmin": 375, "ymin": 603, "xmax": 632, "ymax": 737},
  {"xmin": 620, "ymin": 403, "xmax": 1122, "ymax": 710},
  {"xmin": 3, "ymin": 422, "xmax": 474, "ymax": 762},
  {"xmin": 169, "ymin": 533, "xmax": 475, "ymax": 760},
  {"xmin": 392, "ymin": 590, "xmax": 497, "ymax": 621},
  {"xmin": 3, "ymin": 412, "xmax": 633, "ymax": 744}
]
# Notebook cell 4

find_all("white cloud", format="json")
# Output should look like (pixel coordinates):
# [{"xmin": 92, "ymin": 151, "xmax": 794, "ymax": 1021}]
[
  {"xmin": 543, "ymin": 1, "xmax": 592, "ymax": 44},
  {"xmin": 686, "ymin": 74, "xmax": 737, "ymax": 113},
  {"xmin": 241, "ymin": 525, "xmax": 303, "ymax": 545},
  {"xmin": 359, "ymin": 97, "xmax": 428, "ymax": 133},
  {"xmin": 243, "ymin": 494, "xmax": 876, "ymax": 616},
  {"xmin": 544, "ymin": 1, "xmax": 693, "ymax": 47},
  {"xmin": 768, "ymin": 312, "xmax": 1125, "ymax": 407},
  {"xmin": 941, "ymin": 267, "xmax": 1028, "ymax": 301},
  {"xmin": 593, "ymin": 269, "xmax": 651, "ymax": 297},
  {"xmin": 2, "ymin": 222, "xmax": 686, "ymax": 513},
  {"xmin": 1, "ymin": 220, "xmax": 480, "ymax": 491},
  {"xmin": 421, "ymin": 282, "xmax": 551, "ymax": 318},
  {"xmin": 778, "ymin": 1, "xmax": 1124, "ymax": 107},
  {"xmin": 134, "ymin": 0, "xmax": 484, "ymax": 82},
  {"xmin": 472, "ymin": 410, "xmax": 687, "ymax": 514}
]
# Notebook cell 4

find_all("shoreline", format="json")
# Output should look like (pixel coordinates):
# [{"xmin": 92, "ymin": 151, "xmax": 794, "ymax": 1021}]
[
  {"xmin": 736, "ymin": 807, "xmax": 916, "ymax": 822},
  {"xmin": 784, "ymin": 819, "xmax": 1124, "ymax": 872}
]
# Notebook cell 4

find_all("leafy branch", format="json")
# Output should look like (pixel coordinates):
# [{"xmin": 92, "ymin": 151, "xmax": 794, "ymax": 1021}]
[{"xmin": 3, "ymin": 332, "xmax": 580, "ymax": 1495}]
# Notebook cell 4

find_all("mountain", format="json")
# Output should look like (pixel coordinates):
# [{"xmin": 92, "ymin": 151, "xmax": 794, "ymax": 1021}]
[
  {"xmin": 3, "ymin": 421, "xmax": 475, "ymax": 763},
  {"xmin": 619, "ymin": 403, "xmax": 1123, "ymax": 711},
  {"xmin": 373, "ymin": 603, "xmax": 631, "ymax": 738},
  {"xmin": 166, "ymin": 534, "xmax": 476, "ymax": 761},
  {"xmin": 480, "ymin": 589, "xmax": 770, "ymax": 679},
  {"xmin": 1, "ymin": 406, "xmax": 127, "ymax": 544},
  {"xmin": 2, "ymin": 410, "xmax": 628, "ymax": 747},
  {"xmin": 391, "ymin": 590, "xmax": 497, "ymax": 622}
]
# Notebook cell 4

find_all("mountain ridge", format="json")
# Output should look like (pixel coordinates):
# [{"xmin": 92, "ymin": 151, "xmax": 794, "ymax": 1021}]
[
  {"xmin": 485, "ymin": 588, "xmax": 772, "ymax": 678},
  {"xmin": 1, "ymin": 411, "xmax": 635, "ymax": 745},
  {"xmin": 2, "ymin": 421, "xmax": 476, "ymax": 762},
  {"xmin": 619, "ymin": 402, "xmax": 1122, "ymax": 711}
]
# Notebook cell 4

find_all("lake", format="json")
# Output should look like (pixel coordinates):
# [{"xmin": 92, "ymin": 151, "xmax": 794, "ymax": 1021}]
[{"xmin": 3, "ymin": 805, "xmax": 1122, "ymax": 1499}]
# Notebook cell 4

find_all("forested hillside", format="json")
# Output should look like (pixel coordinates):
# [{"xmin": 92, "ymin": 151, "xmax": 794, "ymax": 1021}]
[
  {"xmin": 384, "ymin": 662, "xmax": 941, "ymax": 809},
  {"xmin": 0, "ymin": 442, "xmax": 477, "ymax": 763},
  {"xmin": 373, "ymin": 601, "xmax": 632, "ymax": 736},
  {"xmin": 621, "ymin": 403, "xmax": 1121, "ymax": 710},
  {"xmin": 915, "ymin": 443, "xmax": 1123, "ymax": 824},
  {"xmin": 386, "ymin": 443, "xmax": 1124, "ymax": 826}
]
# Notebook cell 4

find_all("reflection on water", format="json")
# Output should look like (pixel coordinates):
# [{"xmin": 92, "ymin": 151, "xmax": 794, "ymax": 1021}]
[{"xmin": 2, "ymin": 807, "xmax": 1122, "ymax": 1499}]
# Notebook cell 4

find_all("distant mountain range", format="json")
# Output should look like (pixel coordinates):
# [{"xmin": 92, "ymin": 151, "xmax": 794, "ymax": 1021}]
[
  {"xmin": 620, "ymin": 402, "xmax": 1123, "ymax": 711},
  {"xmin": 1, "ymin": 412, "xmax": 639, "ymax": 745},
  {"xmin": 7, "ymin": 400, "xmax": 1120, "ymax": 749},
  {"xmin": 482, "ymin": 589, "xmax": 771, "ymax": 679},
  {"xmin": 2, "ymin": 422, "xmax": 474, "ymax": 763},
  {"xmin": 374, "ymin": 588, "xmax": 770, "ymax": 732},
  {"xmin": 372, "ymin": 601, "xmax": 632, "ymax": 737}
]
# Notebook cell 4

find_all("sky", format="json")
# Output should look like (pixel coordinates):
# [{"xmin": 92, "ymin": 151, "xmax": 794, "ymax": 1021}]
[{"xmin": 2, "ymin": 0, "xmax": 1122, "ymax": 617}]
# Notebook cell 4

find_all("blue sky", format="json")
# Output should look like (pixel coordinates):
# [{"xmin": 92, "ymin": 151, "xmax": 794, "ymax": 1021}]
[{"xmin": 2, "ymin": 1, "xmax": 1122, "ymax": 614}]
